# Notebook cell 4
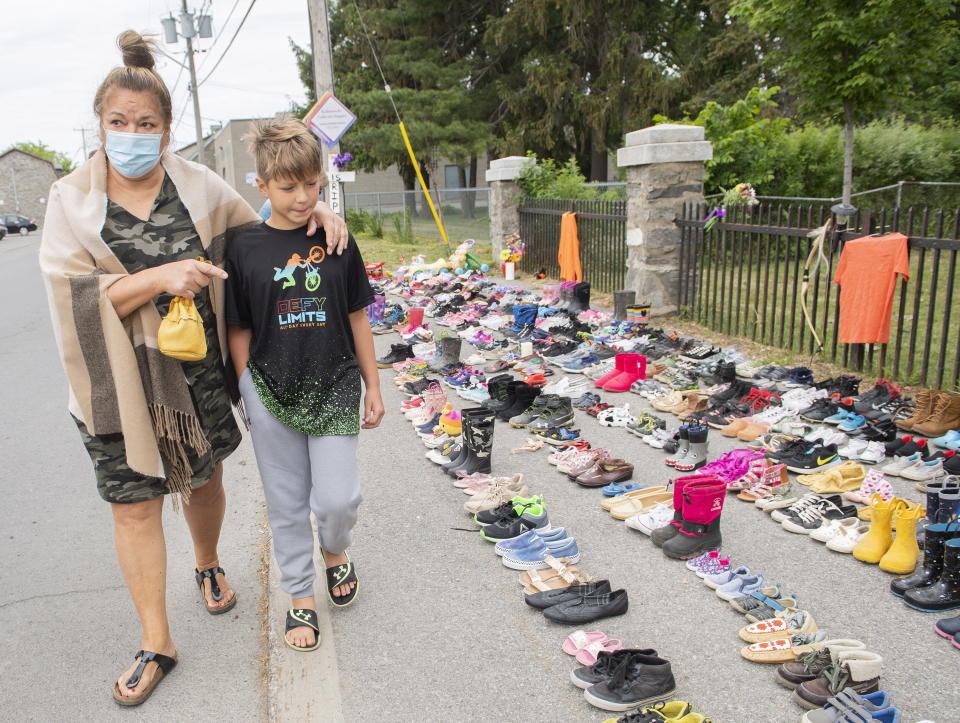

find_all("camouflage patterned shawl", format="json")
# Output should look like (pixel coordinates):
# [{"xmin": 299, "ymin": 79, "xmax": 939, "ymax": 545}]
[{"xmin": 39, "ymin": 148, "xmax": 259, "ymax": 497}]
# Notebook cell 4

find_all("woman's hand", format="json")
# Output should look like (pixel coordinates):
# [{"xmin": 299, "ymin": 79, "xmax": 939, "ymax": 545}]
[
  {"xmin": 306, "ymin": 201, "xmax": 349, "ymax": 255},
  {"xmin": 155, "ymin": 259, "xmax": 228, "ymax": 299}
]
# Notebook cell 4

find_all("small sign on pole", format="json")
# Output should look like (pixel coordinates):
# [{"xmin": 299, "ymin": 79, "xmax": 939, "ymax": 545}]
[{"xmin": 304, "ymin": 92, "xmax": 357, "ymax": 147}]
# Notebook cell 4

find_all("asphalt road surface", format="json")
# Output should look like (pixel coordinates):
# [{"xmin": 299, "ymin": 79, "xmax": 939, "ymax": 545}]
[{"xmin": 2, "ymin": 231, "xmax": 951, "ymax": 722}]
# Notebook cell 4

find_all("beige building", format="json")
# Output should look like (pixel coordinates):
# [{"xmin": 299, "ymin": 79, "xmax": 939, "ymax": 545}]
[
  {"xmin": 0, "ymin": 149, "xmax": 61, "ymax": 228},
  {"xmin": 178, "ymin": 118, "xmax": 491, "ymax": 216}
]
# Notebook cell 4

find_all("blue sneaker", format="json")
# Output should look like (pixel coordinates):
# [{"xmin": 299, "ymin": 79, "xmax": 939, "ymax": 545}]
[
  {"xmin": 838, "ymin": 413, "xmax": 866, "ymax": 432},
  {"xmin": 932, "ymin": 429, "xmax": 960, "ymax": 450},
  {"xmin": 501, "ymin": 536, "xmax": 581, "ymax": 570},
  {"xmin": 494, "ymin": 527, "xmax": 567, "ymax": 556},
  {"xmin": 824, "ymin": 409, "xmax": 853, "ymax": 425},
  {"xmin": 561, "ymin": 353, "xmax": 601, "ymax": 373},
  {"xmin": 601, "ymin": 480, "xmax": 645, "ymax": 497}
]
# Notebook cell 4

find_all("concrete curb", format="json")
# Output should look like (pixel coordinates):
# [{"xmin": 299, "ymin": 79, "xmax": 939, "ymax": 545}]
[{"xmin": 265, "ymin": 533, "xmax": 345, "ymax": 722}]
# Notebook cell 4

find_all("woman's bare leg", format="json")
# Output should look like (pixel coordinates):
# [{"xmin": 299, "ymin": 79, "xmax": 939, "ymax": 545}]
[
  {"xmin": 182, "ymin": 463, "xmax": 235, "ymax": 609},
  {"xmin": 112, "ymin": 497, "xmax": 176, "ymax": 697}
]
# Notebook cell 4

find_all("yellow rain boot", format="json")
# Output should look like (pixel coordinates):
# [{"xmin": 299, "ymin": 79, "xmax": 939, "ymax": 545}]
[
  {"xmin": 853, "ymin": 496, "xmax": 901, "ymax": 564},
  {"xmin": 879, "ymin": 505, "xmax": 925, "ymax": 574}
]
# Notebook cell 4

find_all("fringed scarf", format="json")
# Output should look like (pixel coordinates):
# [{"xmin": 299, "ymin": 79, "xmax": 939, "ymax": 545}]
[{"xmin": 40, "ymin": 148, "xmax": 259, "ymax": 501}]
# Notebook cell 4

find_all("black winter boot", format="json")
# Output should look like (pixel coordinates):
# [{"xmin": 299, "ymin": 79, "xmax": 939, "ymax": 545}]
[
  {"xmin": 441, "ymin": 408, "xmax": 487, "ymax": 473},
  {"xmin": 482, "ymin": 374, "xmax": 514, "ymax": 411},
  {"xmin": 376, "ymin": 343, "xmax": 414, "ymax": 368},
  {"xmin": 446, "ymin": 413, "xmax": 495, "ymax": 477},
  {"xmin": 428, "ymin": 336, "xmax": 462, "ymax": 373},
  {"xmin": 903, "ymin": 537, "xmax": 960, "ymax": 612},
  {"xmin": 567, "ymin": 282, "xmax": 591, "ymax": 313},
  {"xmin": 497, "ymin": 383, "xmax": 540, "ymax": 422}
]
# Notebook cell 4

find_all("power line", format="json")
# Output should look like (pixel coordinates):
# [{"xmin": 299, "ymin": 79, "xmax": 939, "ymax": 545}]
[
  {"xmin": 199, "ymin": 0, "xmax": 242, "ymax": 69},
  {"xmin": 197, "ymin": 0, "xmax": 257, "ymax": 87}
]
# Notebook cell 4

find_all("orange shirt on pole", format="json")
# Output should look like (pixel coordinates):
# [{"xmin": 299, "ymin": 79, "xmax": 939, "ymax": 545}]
[{"xmin": 558, "ymin": 212, "xmax": 583, "ymax": 281}]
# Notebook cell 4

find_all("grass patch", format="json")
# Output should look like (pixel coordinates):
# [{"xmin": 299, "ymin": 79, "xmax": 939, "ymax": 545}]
[{"xmin": 354, "ymin": 231, "xmax": 494, "ymax": 270}]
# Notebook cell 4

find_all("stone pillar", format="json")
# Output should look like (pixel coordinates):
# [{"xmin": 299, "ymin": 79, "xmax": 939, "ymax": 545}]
[
  {"xmin": 485, "ymin": 155, "xmax": 535, "ymax": 262},
  {"xmin": 616, "ymin": 125, "xmax": 712, "ymax": 316}
]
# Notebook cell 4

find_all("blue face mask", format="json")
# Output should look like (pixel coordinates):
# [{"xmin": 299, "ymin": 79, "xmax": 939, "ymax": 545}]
[{"xmin": 104, "ymin": 130, "xmax": 163, "ymax": 178}]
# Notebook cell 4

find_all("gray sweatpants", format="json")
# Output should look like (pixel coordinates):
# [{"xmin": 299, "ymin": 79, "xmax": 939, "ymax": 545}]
[{"xmin": 240, "ymin": 371, "xmax": 363, "ymax": 598}]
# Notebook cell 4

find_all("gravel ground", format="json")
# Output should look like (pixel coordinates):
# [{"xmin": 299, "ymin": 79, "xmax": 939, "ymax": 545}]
[{"xmin": 327, "ymin": 333, "xmax": 951, "ymax": 723}]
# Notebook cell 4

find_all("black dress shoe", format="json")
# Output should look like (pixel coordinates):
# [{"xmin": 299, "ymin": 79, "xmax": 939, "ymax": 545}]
[
  {"xmin": 524, "ymin": 580, "xmax": 611, "ymax": 610},
  {"xmin": 543, "ymin": 589, "xmax": 629, "ymax": 623}
]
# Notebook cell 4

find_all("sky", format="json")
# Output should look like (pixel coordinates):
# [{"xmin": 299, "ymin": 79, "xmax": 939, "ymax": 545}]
[{"xmin": 0, "ymin": 0, "xmax": 313, "ymax": 165}]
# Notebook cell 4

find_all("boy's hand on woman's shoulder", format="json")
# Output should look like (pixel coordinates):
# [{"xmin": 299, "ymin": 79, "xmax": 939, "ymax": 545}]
[{"xmin": 306, "ymin": 201, "xmax": 349, "ymax": 255}]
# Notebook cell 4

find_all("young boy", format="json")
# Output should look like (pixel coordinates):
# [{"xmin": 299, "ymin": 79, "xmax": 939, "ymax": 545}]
[{"xmin": 225, "ymin": 117, "xmax": 384, "ymax": 651}]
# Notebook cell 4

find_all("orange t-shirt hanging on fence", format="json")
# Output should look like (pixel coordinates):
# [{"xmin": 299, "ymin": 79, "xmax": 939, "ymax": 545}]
[
  {"xmin": 833, "ymin": 232, "xmax": 910, "ymax": 344},
  {"xmin": 558, "ymin": 211, "xmax": 583, "ymax": 281}
]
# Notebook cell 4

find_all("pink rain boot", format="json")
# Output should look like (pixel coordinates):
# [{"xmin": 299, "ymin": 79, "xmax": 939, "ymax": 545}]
[
  {"xmin": 404, "ymin": 306, "xmax": 425, "ymax": 334},
  {"xmin": 602, "ymin": 353, "xmax": 643, "ymax": 392},
  {"xmin": 593, "ymin": 354, "xmax": 627, "ymax": 389},
  {"xmin": 651, "ymin": 473, "xmax": 717, "ymax": 548},
  {"xmin": 662, "ymin": 478, "xmax": 726, "ymax": 559}
]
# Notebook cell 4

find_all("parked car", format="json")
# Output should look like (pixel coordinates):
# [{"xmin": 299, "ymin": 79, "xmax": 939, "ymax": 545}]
[
  {"xmin": 0, "ymin": 224, "xmax": 6, "ymax": 241},
  {"xmin": 2, "ymin": 214, "xmax": 37, "ymax": 236}
]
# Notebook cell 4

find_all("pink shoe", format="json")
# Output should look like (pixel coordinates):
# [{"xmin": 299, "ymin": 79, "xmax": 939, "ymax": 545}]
[
  {"xmin": 602, "ymin": 353, "xmax": 644, "ymax": 392},
  {"xmin": 562, "ymin": 630, "xmax": 608, "ymax": 656}
]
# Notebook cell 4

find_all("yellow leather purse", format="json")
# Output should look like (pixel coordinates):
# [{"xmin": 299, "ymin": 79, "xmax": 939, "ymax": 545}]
[
  {"xmin": 159, "ymin": 296, "xmax": 207, "ymax": 361},
  {"xmin": 158, "ymin": 257, "xmax": 209, "ymax": 362}
]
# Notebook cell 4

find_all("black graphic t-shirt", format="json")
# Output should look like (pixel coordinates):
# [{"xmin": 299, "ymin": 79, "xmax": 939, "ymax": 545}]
[{"xmin": 225, "ymin": 224, "xmax": 373, "ymax": 436}]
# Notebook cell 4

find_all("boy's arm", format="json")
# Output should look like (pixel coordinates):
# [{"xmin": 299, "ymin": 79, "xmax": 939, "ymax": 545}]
[
  {"xmin": 349, "ymin": 309, "xmax": 384, "ymax": 429},
  {"xmin": 227, "ymin": 326, "xmax": 252, "ymax": 381}
]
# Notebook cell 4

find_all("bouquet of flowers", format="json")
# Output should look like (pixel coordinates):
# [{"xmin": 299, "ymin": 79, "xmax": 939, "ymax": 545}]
[
  {"xmin": 500, "ymin": 232, "xmax": 525, "ymax": 265},
  {"xmin": 703, "ymin": 183, "xmax": 759, "ymax": 231}
]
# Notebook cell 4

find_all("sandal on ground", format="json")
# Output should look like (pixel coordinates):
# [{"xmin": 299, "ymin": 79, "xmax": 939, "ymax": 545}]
[
  {"xmin": 325, "ymin": 558, "xmax": 359, "ymax": 607},
  {"xmin": 511, "ymin": 437, "xmax": 545, "ymax": 454},
  {"xmin": 111, "ymin": 650, "xmax": 177, "ymax": 706},
  {"xmin": 195, "ymin": 566, "xmax": 237, "ymax": 615},
  {"xmin": 285, "ymin": 608, "xmax": 321, "ymax": 652}
]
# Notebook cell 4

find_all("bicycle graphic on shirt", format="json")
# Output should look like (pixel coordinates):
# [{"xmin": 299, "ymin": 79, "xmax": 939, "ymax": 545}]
[{"xmin": 273, "ymin": 245, "xmax": 326, "ymax": 291}]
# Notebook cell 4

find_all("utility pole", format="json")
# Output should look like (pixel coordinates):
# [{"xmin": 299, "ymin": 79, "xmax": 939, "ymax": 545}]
[
  {"xmin": 162, "ymin": 4, "xmax": 213, "ymax": 165},
  {"xmin": 307, "ymin": 0, "xmax": 341, "ymax": 208},
  {"xmin": 184, "ymin": 0, "xmax": 205, "ymax": 164}
]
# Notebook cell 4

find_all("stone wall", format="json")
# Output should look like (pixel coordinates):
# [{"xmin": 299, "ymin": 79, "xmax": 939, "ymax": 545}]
[
  {"xmin": 0, "ymin": 150, "xmax": 59, "ymax": 229},
  {"xmin": 624, "ymin": 161, "xmax": 705, "ymax": 315}
]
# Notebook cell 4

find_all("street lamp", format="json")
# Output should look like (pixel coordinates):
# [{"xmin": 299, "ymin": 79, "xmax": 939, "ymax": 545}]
[{"xmin": 161, "ymin": 3, "xmax": 214, "ymax": 163}]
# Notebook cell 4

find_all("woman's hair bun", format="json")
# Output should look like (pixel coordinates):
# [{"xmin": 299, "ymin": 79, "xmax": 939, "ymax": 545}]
[{"xmin": 117, "ymin": 30, "xmax": 158, "ymax": 70}]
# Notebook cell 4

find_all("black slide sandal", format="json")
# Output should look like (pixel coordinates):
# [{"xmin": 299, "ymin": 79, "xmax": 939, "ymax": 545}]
[
  {"xmin": 112, "ymin": 650, "xmax": 177, "ymax": 706},
  {"xmin": 325, "ymin": 559, "xmax": 359, "ymax": 608},
  {"xmin": 285, "ymin": 608, "xmax": 321, "ymax": 651},
  {"xmin": 195, "ymin": 566, "xmax": 237, "ymax": 615}
]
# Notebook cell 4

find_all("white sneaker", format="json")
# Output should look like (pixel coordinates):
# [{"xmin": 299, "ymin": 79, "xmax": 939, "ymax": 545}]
[
  {"xmin": 810, "ymin": 517, "xmax": 851, "ymax": 543},
  {"xmin": 899, "ymin": 458, "xmax": 945, "ymax": 481},
  {"xmin": 838, "ymin": 438, "xmax": 869, "ymax": 459},
  {"xmin": 825, "ymin": 521, "xmax": 871, "ymax": 553},
  {"xmin": 598, "ymin": 404, "xmax": 634, "ymax": 428},
  {"xmin": 857, "ymin": 441, "xmax": 887, "ymax": 465},
  {"xmin": 643, "ymin": 428, "xmax": 675, "ymax": 449},
  {"xmin": 625, "ymin": 503, "xmax": 674, "ymax": 534},
  {"xmin": 880, "ymin": 452, "xmax": 922, "ymax": 476},
  {"xmin": 805, "ymin": 426, "xmax": 833, "ymax": 443}
]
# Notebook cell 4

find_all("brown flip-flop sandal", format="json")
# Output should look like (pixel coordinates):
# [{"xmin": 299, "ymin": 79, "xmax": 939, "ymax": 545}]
[
  {"xmin": 112, "ymin": 650, "xmax": 177, "ymax": 706},
  {"xmin": 195, "ymin": 566, "xmax": 237, "ymax": 615}
]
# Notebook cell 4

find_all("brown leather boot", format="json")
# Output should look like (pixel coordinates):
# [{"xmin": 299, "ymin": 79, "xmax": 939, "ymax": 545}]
[
  {"xmin": 896, "ymin": 388, "xmax": 936, "ymax": 431},
  {"xmin": 913, "ymin": 391, "xmax": 960, "ymax": 437}
]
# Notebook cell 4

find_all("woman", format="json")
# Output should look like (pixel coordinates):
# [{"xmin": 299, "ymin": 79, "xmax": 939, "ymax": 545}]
[{"xmin": 39, "ymin": 31, "xmax": 348, "ymax": 706}]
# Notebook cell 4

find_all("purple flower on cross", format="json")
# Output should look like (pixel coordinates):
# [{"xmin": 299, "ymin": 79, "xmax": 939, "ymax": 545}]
[{"xmin": 333, "ymin": 153, "xmax": 353, "ymax": 171}]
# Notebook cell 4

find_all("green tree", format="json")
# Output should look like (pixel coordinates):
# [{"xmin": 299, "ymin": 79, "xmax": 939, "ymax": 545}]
[
  {"xmin": 292, "ymin": 1, "xmax": 493, "ymax": 218},
  {"xmin": 486, "ymin": 0, "xmax": 769, "ymax": 180},
  {"xmin": 731, "ymin": 0, "xmax": 956, "ymax": 205},
  {"xmin": 6, "ymin": 141, "xmax": 74, "ymax": 173}
]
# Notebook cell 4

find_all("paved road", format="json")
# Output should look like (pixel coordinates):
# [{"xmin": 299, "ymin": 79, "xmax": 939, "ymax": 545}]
[
  {"xmin": 3, "ymin": 230, "xmax": 951, "ymax": 722},
  {"xmin": 0, "ymin": 235, "xmax": 267, "ymax": 722}
]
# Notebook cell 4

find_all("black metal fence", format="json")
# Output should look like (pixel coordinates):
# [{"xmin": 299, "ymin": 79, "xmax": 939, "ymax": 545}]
[
  {"xmin": 677, "ymin": 202, "xmax": 960, "ymax": 390},
  {"xmin": 518, "ymin": 197, "xmax": 627, "ymax": 292}
]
